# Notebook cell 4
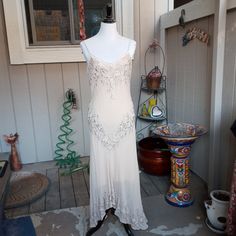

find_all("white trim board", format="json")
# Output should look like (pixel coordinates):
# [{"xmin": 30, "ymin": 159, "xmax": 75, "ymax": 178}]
[
  {"xmin": 228, "ymin": 0, "xmax": 236, "ymax": 10},
  {"xmin": 2, "ymin": 0, "xmax": 134, "ymax": 64},
  {"xmin": 208, "ymin": 0, "xmax": 227, "ymax": 191},
  {"xmin": 160, "ymin": 0, "xmax": 236, "ymax": 30}
]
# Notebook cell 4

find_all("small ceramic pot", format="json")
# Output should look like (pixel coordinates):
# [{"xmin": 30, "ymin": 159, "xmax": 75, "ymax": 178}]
[
  {"xmin": 146, "ymin": 66, "xmax": 162, "ymax": 90},
  {"xmin": 204, "ymin": 190, "xmax": 230, "ymax": 231}
]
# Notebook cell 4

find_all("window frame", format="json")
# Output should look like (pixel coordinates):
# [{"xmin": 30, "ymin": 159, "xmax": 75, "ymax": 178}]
[{"xmin": 2, "ymin": 0, "xmax": 134, "ymax": 64}]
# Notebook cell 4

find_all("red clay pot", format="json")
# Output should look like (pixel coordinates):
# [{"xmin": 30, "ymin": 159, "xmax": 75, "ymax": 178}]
[{"xmin": 137, "ymin": 136, "xmax": 171, "ymax": 176}]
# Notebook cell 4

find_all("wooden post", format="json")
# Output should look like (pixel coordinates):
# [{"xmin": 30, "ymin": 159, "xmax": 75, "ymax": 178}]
[{"xmin": 208, "ymin": 0, "xmax": 227, "ymax": 191}]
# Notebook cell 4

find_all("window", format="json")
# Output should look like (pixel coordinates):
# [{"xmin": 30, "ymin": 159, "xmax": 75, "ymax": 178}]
[
  {"xmin": 24, "ymin": 0, "xmax": 112, "ymax": 46},
  {"xmin": 3, "ymin": 0, "xmax": 134, "ymax": 64},
  {"xmin": 174, "ymin": 0, "xmax": 193, "ymax": 9}
]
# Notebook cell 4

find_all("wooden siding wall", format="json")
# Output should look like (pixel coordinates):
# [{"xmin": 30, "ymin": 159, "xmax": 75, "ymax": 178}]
[
  {"xmin": 0, "ymin": 0, "xmax": 164, "ymax": 163},
  {"xmin": 0, "ymin": 1, "xmax": 90, "ymax": 163},
  {"xmin": 133, "ymin": 0, "xmax": 169, "ymax": 136},
  {"xmin": 220, "ymin": 9, "xmax": 236, "ymax": 189},
  {"xmin": 1, "ymin": 0, "xmax": 234, "ymax": 188},
  {"xmin": 166, "ymin": 16, "xmax": 214, "ymax": 182}
]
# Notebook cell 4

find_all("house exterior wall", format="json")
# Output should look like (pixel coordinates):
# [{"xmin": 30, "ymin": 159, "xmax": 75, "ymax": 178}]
[
  {"xmin": 0, "ymin": 0, "xmax": 89, "ymax": 163},
  {"xmin": 165, "ymin": 16, "xmax": 214, "ymax": 182},
  {"xmin": 0, "ymin": 0, "xmax": 167, "ymax": 163},
  {"xmin": 166, "ymin": 9, "xmax": 236, "ymax": 187},
  {"xmin": 1, "ymin": 0, "xmax": 235, "ymax": 189}
]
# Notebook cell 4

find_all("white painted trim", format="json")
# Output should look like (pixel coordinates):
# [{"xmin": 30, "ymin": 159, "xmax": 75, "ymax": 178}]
[
  {"xmin": 160, "ymin": 0, "xmax": 236, "ymax": 30},
  {"xmin": 160, "ymin": 0, "xmax": 216, "ymax": 30},
  {"xmin": 228, "ymin": 0, "xmax": 236, "ymax": 10},
  {"xmin": 114, "ymin": 0, "xmax": 122, "ymax": 35},
  {"xmin": 208, "ymin": 0, "xmax": 227, "ymax": 191},
  {"xmin": 120, "ymin": 0, "xmax": 134, "ymax": 39},
  {"xmin": 160, "ymin": 28, "xmax": 166, "ymax": 75},
  {"xmin": 168, "ymin": 0, "xmax": 174, "ymax": 12},
  {"xmin": 2, "ymin": 0, "xmax": 134, "ymax": 64}
]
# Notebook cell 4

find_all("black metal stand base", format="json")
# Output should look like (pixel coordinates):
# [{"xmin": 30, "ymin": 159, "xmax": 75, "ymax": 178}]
[{"xmin": 86, "ymin": 208, "xmax": 134, "ymax": 236}]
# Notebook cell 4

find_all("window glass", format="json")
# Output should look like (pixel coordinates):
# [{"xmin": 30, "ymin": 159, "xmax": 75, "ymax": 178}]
[
  {"xmin": 174, "ymin": 0, "xmax": 193, "ymax": 9},
  {"xmin": 24, "ymin": 0, "xmax": 113, "ymax": 45}
]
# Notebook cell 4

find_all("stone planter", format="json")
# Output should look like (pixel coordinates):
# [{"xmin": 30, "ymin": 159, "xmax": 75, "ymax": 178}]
[
  {"xmin": 137, "ymin": 137, "xmax": 171, "ymax": 176},
  {"xmin": 205, "ymin": 190, "xmax": 230, "ymax": 233}
]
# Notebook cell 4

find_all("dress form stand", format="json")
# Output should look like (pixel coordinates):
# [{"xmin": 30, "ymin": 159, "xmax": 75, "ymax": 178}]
[
  {"xmin": 86, "ymin": 208, "xmax": 134, "ymax": 236},
  {"xmin": 83, "ymin": 4, "xmax": 135, "ymax": 236}
]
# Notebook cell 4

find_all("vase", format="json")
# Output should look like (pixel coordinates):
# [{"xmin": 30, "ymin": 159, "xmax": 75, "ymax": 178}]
[
  {"xmin": 10, "ymin": 143, "xmax": 22, "ymax": 171},
  {"xmin": 3, "ymin": 133, "xmax": 22, "ymax": 171},
  {"xmin": 205, "ymin": 190, "xmax": 230, "ymax": 232},
  {"xmin": 154, "ymin": 123, "xmax": 207, "ymax": 207}
]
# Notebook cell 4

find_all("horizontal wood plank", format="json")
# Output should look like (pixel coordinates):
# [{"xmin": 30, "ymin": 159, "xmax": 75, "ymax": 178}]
[
  {"xmin": 59, "ymin": 169, "xmax": 76, "ymax": 209},
  {"xmin": 4, "ymin": 160, "xmax": 205, "ymax": 219},
  {"xmin": 45, "ymin": 168, "xmax": 60, "ymax": 211},
  {"xmin": 72, "ymin": 170, "xmax": 89, "ymax": 206}
]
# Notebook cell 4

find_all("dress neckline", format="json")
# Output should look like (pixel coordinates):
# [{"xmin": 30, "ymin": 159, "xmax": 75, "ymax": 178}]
[{"xmin": 88, "ymin": 52, "xmax": 131, "ymax": 66}]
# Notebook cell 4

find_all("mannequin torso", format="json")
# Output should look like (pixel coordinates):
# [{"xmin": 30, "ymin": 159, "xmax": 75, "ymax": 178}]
[{"xmin": 80, "ymin": 22, "xmax": 136, "ymax": 63}]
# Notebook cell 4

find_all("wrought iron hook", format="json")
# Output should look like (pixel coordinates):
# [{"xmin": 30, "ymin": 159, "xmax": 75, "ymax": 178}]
[{"xmin": 179, "ymin": 9, "xmax": 185, "ymax": 28}]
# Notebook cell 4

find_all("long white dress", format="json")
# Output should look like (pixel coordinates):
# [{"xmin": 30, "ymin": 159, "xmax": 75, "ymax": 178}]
[{"xmin": 87, "ymin": 49, "xmax": 148, "ymax": 230}]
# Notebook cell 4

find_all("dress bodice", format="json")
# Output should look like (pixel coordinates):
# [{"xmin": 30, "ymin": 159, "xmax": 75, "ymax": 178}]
[
  {"xmin": 87, "ymin": 54, "xmax": 135, "ymax": 149},
  {"xmin": 87, "ymin": 53, "xmax": 132, "ymax": 100}
]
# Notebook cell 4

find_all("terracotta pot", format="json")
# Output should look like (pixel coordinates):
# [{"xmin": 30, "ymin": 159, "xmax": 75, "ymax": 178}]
[
  {"xmin": 146, "ymin": 66, "xmax": 162, "ymax": 90},
  {"xmin": 137, "ymin": 137, "xmax": 171, "ymax": 175},
  {"xmin": 10, "ymin": 143, "xmax": 22, "ymax": 171}
]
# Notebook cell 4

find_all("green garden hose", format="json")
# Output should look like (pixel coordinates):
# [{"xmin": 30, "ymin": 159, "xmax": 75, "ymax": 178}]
[{"xmin": 54, "ymin": 89, "xmax": 88, "ymax": 174}]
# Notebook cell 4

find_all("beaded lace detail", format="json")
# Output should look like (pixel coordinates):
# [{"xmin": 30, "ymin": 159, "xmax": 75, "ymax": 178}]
[
  {"xmin": 87, "ymin": 54, "xmax": 132, "ymax": 96},
  {"xmin": 88, "ymin": 111, "xmax": 135, "ymax": 149},
  {"xmin": 90, "ymin": 190, "xmax": 148, "ymax": 230}
]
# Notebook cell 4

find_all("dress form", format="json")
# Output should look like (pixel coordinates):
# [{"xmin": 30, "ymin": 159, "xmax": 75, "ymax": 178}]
[
  {"xmin": 82, "ymin": 5, "xmax": 145, "ymax": 236},
  {"xmin": 82, "ymin": 24, "xmax": 136, "ymax": 236},
  {"xmin": 80, "ymin": 22, "xmax": 136, "ymax": 63}
]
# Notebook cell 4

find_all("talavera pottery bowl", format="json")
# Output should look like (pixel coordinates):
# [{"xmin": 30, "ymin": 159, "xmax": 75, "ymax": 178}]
[
  {"xmin": 153, "ymin": 122, "xmax": 207, "ymax": 207},
  {"xmin": 153, "ymin": 122, "xmax": 207, "ymax": 140}
]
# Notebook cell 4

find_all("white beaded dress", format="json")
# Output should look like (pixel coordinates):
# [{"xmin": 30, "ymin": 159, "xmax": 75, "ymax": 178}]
[{"xmin": 86, "ymin": 44, "xmax": 148, "ymax": 230}]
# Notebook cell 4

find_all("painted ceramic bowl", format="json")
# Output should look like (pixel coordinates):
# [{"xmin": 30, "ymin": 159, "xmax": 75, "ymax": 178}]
[{"xmin": 153, "ymin": 123, "xmax": 207, "ymax": 142}]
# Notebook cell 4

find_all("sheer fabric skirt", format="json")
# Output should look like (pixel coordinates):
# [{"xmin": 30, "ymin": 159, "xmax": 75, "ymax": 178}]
[{"xmin": 89, "ymin": 128, "xmax": 148, "ymax": 230}]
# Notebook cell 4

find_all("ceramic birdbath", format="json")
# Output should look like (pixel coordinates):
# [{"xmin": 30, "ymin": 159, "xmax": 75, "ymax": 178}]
[{"xmin": 154, "ymin": 123, "xmax": 207, "ymax": 207}]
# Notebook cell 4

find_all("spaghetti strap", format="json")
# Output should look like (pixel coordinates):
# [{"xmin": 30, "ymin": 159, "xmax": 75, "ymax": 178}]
[
  {"xmin": 82, "ymin": 42, "xmax": 91, "ymax": 55},
  {"xmin": 127, "ymin": 40, "xmax": 131, "ymax": 52}
]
